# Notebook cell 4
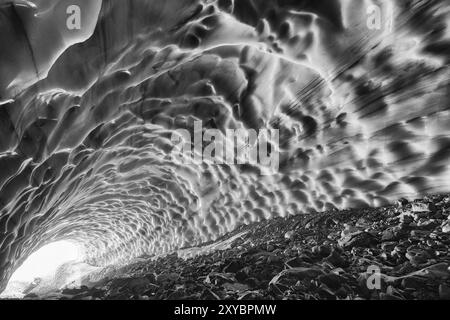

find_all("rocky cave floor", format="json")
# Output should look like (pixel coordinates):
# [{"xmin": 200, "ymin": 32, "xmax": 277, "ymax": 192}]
[{"xmin": 23, "ymin": 195, "xmax": 450, "ymax": 300}]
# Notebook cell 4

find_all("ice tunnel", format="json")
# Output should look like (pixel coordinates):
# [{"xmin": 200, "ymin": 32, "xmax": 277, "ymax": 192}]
[{"xmin": 0, "ymin": 0, "xmax": 449, "ymax": 295}]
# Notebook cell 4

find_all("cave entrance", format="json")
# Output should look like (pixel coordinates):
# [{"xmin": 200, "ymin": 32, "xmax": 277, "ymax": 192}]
[{"xmin": 1, "ymin": 241, "xmax": 85, "ymax": 298}]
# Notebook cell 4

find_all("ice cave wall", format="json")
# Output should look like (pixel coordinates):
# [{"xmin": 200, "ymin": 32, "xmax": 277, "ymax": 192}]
[{"xmin": 0, "ymin": 0, "xmax": 449, "ymax": 291}]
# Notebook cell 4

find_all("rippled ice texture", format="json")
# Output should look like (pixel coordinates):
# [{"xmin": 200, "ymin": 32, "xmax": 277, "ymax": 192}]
[{"xmin": 0, "ymin": 0, "xmax": 449, "ymax": 290}]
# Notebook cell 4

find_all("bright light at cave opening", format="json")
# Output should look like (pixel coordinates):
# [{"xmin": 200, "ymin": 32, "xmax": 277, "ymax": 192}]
[{"xmin": 9, "ymin": 241, "xmax": 83, "ymax": 283}]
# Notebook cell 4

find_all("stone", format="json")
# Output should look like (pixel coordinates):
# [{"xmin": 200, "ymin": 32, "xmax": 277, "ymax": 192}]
[
  {"xmin": 420, "ymin": 263, "xmax": 450, "ymax": 280},
  {"xmin": 381, "ymin": 228, "xmax": 398, "ymax": 241},
  {"xmin": 410, "ymin": 230, "xmax": 430, "ymax": 238},
  {"xmin": 283, "ymin": 247, "xmax": 297, "ymax": 257},
  {"xmin": 411, "ymin": 202, "xmax": 433, "ymax": 213},
  {"xmin": 356, "ymin": 274, "xmax": 372, "ymax": 298},
  {"xmin": 156, "ymin": 272, "xmax": 180, "ymax": 283},
  {"xmin": 285, "ymin": 257, "xmax": 304, "ymax": 268},
  {"xmin": 284, "ymin": 231, "xmax": 295, "ymax": 240},
  {"xmin": 128, "ymin": 277, "xmax": 152, "ymax": 293},
  {"xmin": 439, "ymin": 284, "xmax": 450, "ymax": 299},
  {"xmin": 401, "ymin": 277, "xmax": 426, "ymax": 290},
  {"xmin": 380, "ymin": 292, "xmax": 403, "ymax": 300},
  {"xmin": 272, "ymin": 267, "xmax": 325, "ymax": 283},
  {"xmin": 338, "ymin": 231, "xmax": 377, "ymax": 249},
  {"xmin": 442, "ymin": 222, "xmax": 450, "ymax": 234},
  {"xmin": 317, "ymin": 284, "xmax": 337, "ymax": 299},
  {"xmin": 417, "ymin": 220, "xmax": 439, "ymax": 230},
  {"xmin": 325, "ymin": 249, "xmax": 348, "ymax": 268},
  {"xmin": 267, "ymin": 255, "xmax": 282, "ymax": 264},
  {"xmin": 385, "ymin": 285, "xmax": 404, "ymax": 299},
  {"xmin": 223, "ymin": 260, "xmax": 243, "ymax": 273},
  {"xmin": 400, "ymin": 214, "xmax": 414, "ymax": 224},
  {"xmin": 312, "ymin": 245, "xmax": 332, "ymax": 257},
  {"xmin": 341, "ymin": 224, "xmax": 360, "ymax": 237},
  {"xmin": 396, "ymin": 198, "xmax": 409, "ymax": 207},
  {"xmin": 405, "ymin": 248, "xmax": 430, "ymax": 265},
  {"xmin": 204, "ymin": 272, "xmax": 235, "ymax": 286},
  {"xmin": 356, "ymin": 218, "xmax": 369, "ymax": 228},
  {"xmin": 318, "ymin": 274, "xmax": 343, "ymax": 290},
  {"xmin": 243, "ymin": 277, "xmax": 259, "ymax": 288},
  {"xmin": 223, "ymin": 282, "xmax": 250, "ymax": 292},
  {"xmin": 335, "ymin": 287, "xmax": 348, "ymax": 299},
  {"xmin": 235, "ymin": 267, "xmax": 251, "ymax": 282},
  {"xmin": 381, "ymin": 241, "xmax": 397, "ymax": 252}
]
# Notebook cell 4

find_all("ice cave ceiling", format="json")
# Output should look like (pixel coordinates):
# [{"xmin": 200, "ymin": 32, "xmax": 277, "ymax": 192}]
[{"xmin": 0, "ymin": 0, "xmax": 449, "ymax": 291}]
